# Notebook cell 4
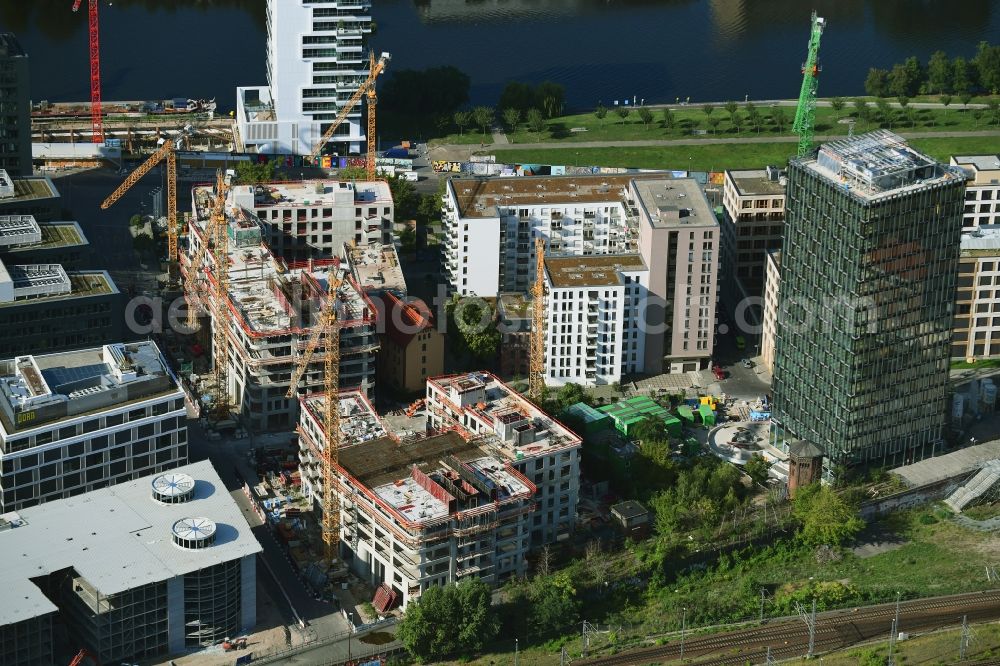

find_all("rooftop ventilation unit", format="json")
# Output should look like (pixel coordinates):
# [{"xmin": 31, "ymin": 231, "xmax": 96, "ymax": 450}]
[
  {"xmin": 152, "ymin": 472, "xmax": 196, "ymax": 504},
  {"xmin": 172, "ymin": 516, "xmax": 217, "ymax": 549}
]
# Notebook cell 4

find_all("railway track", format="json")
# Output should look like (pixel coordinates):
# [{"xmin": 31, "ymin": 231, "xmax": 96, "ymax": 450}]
[{"xmin": 585, "ymin": 590, "xmax": 1000, "ymax": 665}]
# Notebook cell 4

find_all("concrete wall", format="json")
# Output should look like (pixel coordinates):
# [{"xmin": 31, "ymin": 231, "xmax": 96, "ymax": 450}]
[{"xmin": 240, "ymin": 554, "xmax": 257, "ymax": 632}]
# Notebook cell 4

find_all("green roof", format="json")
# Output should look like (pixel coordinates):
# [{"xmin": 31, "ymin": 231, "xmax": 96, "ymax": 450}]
[{"xmin": 562, "ymin": 401, "xmax": 608, "ymax": 424}]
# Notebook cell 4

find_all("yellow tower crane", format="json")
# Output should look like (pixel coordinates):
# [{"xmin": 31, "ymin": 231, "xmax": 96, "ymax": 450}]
[
  {"xmin": 309, "ymin": 51, "xmax": 391, "ymax": 182},
  {"xmin": 101, "ymin": 139, "xmax": 179, "ymax": 261},
  {"xmin": 210, "ymin": 170, "xmax": 233, "ymax": 419},
  {"xmin": 286, "ymin": 274, "xmax": 343, "ymax": 563},
  {"xmin": 528, "ymin": 237, "xmax": 546, "ymax": 401}
]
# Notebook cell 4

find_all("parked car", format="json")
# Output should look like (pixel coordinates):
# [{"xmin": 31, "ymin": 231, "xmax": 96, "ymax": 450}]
[
  {"xmin": 712, "ymin": 365, "xmax": 726, "ymax": 380},
  {"xmin": 742, "ymin": 358, "xmax": 754, "ymax": 369}
]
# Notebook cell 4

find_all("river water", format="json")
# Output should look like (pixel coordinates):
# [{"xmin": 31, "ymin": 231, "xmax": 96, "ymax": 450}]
[{"xmin": 6, "ymin": 0, "xmax": 1000, "ymax": 110}]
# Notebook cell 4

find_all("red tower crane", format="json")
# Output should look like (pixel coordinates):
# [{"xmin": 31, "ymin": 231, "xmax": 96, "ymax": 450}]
[{"xmin": 71, "ymin": 0, "xmax": 104, "ymax": 144}]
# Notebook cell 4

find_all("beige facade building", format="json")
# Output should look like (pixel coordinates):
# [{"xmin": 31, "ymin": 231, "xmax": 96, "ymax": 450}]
[
  {"xmin": 951, "ymin": 155, "xmax": 1000, "ymax": 231},
  {"xmin": 374, "ymin": 292, "xmax": 444, "ymax": 394},
  {"xmin": 953, "ymin": 226, "xmax": 1000, "ymax": 359},
  {"xmin": 761, "ymin": 250, "xmax": 781, "ymax": 373}
]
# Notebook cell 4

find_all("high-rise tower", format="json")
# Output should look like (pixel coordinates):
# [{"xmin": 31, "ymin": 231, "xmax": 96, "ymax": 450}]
[
  {"xmin": 236, "ymin": 0, "xmax": 372, "ymax": 156},
  {"xmin": 0, "ymin": 34, "xmax": 31, "ymax": 177},
  {"xmin": 773, "ymin": 130, "xmax": 965, "ymax": 467}
]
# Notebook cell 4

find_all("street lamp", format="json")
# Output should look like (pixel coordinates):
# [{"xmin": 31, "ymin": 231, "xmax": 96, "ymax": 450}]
[
  {"xmin": 514, "ymin": 638, "xmax": 519, "ymax": 666},
  {"xmin": 348, "ymin": 612, "xmax": 354, "ymax": 662}
]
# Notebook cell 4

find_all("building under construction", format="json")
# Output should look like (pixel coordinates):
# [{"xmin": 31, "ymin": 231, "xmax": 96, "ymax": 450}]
[
  {"xmin": 296, "ymin": 389, "xmax": 535, "ymax": 610},
  {"xmin": 183, "ymin": 185, "xmax": 379, "ymax": 430}
]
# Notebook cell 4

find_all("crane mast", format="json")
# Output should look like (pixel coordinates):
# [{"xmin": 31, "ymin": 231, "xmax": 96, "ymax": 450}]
[
  {"xmin": 309, "ymin": 51, "xmax": 390, "ymax": 182},
  {"xmin": 211, "ymin": 171, "xmax": 232, "ymax": 419},
  {"xmin": 100, "ymin": 139, "xmax": 179, "ymax": 261},
  {"xmin": 792, "ymin": 11, "xmax": 825, "ymax": 157},
  {"xmin": 286, "ymin": 275, "xmax": 343, "ymax": 563},
  {"xmin": 529, "ymin": 237, "xmax": 546, "ymax": 401},
  {"xmin": 71, "ymin": 0, "xmax": 104, "ymax": 144}
]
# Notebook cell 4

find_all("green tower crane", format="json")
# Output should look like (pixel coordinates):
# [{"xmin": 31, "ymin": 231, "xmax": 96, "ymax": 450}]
[{"xmin": 792, "ymin": 11, "xmax": 826, "ymax": 157}]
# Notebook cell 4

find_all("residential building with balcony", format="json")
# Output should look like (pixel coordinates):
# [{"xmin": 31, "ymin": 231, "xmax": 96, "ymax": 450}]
[
  {"xmin": 953, "ymin": 226, "xmax": 1000, "ymax": 360},
  {"xmin": 0, "ymin": 341, "xmax": 187, "ymax": 512},
  {"xmin": 236, "ymin": 0, "xmax": 373, "ymax": 156},
  {"xmin": 425, "ymin": 372, "xmax": 582, "ymax": 544}
]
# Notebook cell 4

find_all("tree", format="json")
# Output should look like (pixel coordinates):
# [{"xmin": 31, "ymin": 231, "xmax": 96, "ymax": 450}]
[
  {"xmin": 791, "ymin": 483, "xmax": 864, "ymax": 546},
  {"xmin": 888, "ymin": 62, "xmax": 918, "ymax": 98},
  {"xmin": 707, "ymin": 116, "xmax": 721, "ymax": 135},
  {"xmin": 594, "ymin": 104, "xmax": 608, "ymax": 125},
  {"xmin": 702, "ymin": 104, "xmax": 715, "ymax": 119},
  {"xmin": 743, "ymin": 454, "xmax": 772, "ymax": 486},
  {"xmin": 853, "ymin": 98, "xmax": 871, "ymax": 128},
  {"xmin": 940, "ymin": 93, "xmax": 953, "ymax": 116},
  {"xmin": 637, "ymin": 107, "xmax": 653, "ymax": 128},
  {"xmin": 631, "ymin": 415, "xmax": 668, "ymax": 444},
  {"xmin": 536, "ymin": 80, "xmax": 565, "ymax": 118},
  {"xmin": 990, "ymin": 99, "xmax": 1000, "ymax": 126},
  {"xmin": 960, "ymin": 92, "xmax": 974, "ymax": 109},
  {"xmin": 526, "ymin": 107, "xmax": 546, "ymax": 133},
  {"xmin": 745, "ymin": 103, "xmax": 761, "ymax": 135},
  {"xmin": 875, "ymin": 97, "xmax": 892, "ymax": 128},
  {"xmin": 471, "ymin": 105, "xmax": 494, "ymax": 137},
  {"xmin": 554, "ymin": 382, "xmax": 592, "ymax": 409},
  {"xmin": 975, "ymin": 41, "xmax": 1000, "ymax": 94},
  {"xmin": 770, "ymin": 107, "xmax": 788, "ymax": 133},
  {"xmin": 953, "ymin": 56, "xmax": 973, "ymax": 97},
  {"xmin": 498, "ymin": 81, "xmax": 536, "ymax": 114},
  {"xmin": 528, "ymin": 573, "xmax": 579, "ymax": 639},
  {"xmin": 449, "ymin": 296, "xmax": 501, "ymax": 361},
  {"xmin": 234, "ymin": 158, "xmax": 279, "ymax": 184},
  {"xmin": 864, "ymin": 68, "xmax": 890, "ymax": 98},
  {"xmin": 830, "ymin": 96, "xmax": 845, "ymax": 116},
  {"xmin": 453, "ymin": 110, "xmax": 471, "ymax": 136},
  {"xmin": 616, "ymin": 106, "xmax": 630, "ymax": 125},
  {"xmin": 398, "ymin": 225, "xmax": 416, "ymax": 254},
  {"xmin": 729, "ymin": 108, "xmax": 742, "ymax": 134},
  {"xmin": 398, "ymin": 579, "xmax": 499, "ymax": 661},
  {"xmin": 387, "ymin": 175, "xmax": 420, "ymax": 222},
  {"xmin": 501, "ymin": 107, "xmax": 521, "ymax": 135},
  {"xmin": 896, "ymin": 95, "xmax": 909, "ymax": 110},
  {"xmin": 973, "ymin": 108, "xmax": 985, "ymax": 128},
  {"xmin": 662, "ymin": 107, "xmax": 676, "ymax": 132},
  {"xmin": 380, "ymin": 66, "xmax": 470, "ymax": 117},
  {"xmin": 724, "ymin": 100, "xmax": 738, "ymax": 117},
  {"xmin": 927, "ymin": 50, "xmax": 952, "ymax": 94}
]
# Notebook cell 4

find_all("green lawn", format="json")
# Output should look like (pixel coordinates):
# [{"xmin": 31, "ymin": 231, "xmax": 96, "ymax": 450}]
[
  {"xmin": 951, "ymin": 357, "xmax": 1000, "ymax": 370},
  {"xmin": 487, "ymin": 136, "xmax": 1000, "ymax": 171}
]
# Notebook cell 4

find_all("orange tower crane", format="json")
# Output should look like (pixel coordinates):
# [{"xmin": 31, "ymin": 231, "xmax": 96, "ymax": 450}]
[
  {"xmin": 101, "ymin": 139, "xmax": 179, "ymax": 261},
  {"xmin": 309, "ymin": 51, "xmax": 390, "ymax": 181},
  {"xmin": 71, "ymin": 0, "xmax": 104, "ymax": 144},
  {"xmin": 210, "ymin": 170, "xmax": 233, "ymax": 418},
  {"xmin": 528, "ymin": 237, "xmax": 546, "ymax": 400},
  {"xmin": 286, "ymin": 274, "xmax": 343, "ymax": 562}
]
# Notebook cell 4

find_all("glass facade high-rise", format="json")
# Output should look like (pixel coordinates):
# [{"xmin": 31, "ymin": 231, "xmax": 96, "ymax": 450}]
[
  {"xmin": 773, "ymin": 130, "xmax": 966, "ymax": 467},
  {"xmin": 0, "ymin": 34, "xmax": 30, "ymax": 177}
]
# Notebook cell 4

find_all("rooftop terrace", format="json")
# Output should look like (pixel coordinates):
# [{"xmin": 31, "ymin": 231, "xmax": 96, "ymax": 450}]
[
  {"xmin": 450, "ymin": 174, "xmax": 649, "ymax": 219},
  {"xmin": 545, "ymin": 254, "xmax": 647, "ymax": 288},
  {"xmin": 804, "ymin": 130, "xmax": 964, "ymax": 200},
  {"xmin": 0, "ymin": 460, "xmax": 261, "ymax": 626},
  {"xmin": 0, "ymin": 268, "xmax": 115, "ymax": 307},
  {"xmin": 0, "ymin": 341, "xmax": 181, "ymax": 435},
  {"xmin": 0, "ymin": 176, "xmax": 60, "ymax": 204}
]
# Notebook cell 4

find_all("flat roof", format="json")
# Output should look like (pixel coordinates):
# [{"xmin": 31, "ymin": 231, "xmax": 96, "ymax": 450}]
[
  {"xmin": 0, "ymin": 460, "xmax": 262, "ymax": 626},
  {"xmin": 348, "ymin": 242, "xmax": 406, "ymax": 294},
  {"xmin": 339, "ymin": 430, "xmax": 474, "ymax": 487},
  {"xmin": 302, "ymin": 390, "xmax": 386, "ymax": 446},
  {"xmin": 545, "ymin": 254, "xmax": 646, "ymax": 288},
  {"xmin": 0, "ymin": 215, "xmax": 41, "ymax": 247},
  {"xmin": 726, "ymin": 169, "xmax": 787, "ymax": 196},
  {"xmin": 802, "ymin": 130, "xmax": 963, "ymax": 201},
  {"xmin": 893, "ymin": 440, "xmax": 1000, "ymax": 488},
  {"xmin": 962, "ymin": 226, "xmax": 1000, "ymax": 255},
  {"xmin": 497, "ymin": 292, "xmax": 530, "ymax": 319},
  {"xmin": 428, "ymin": 372, "xmax": 582, "ymax": 459},
  {"xmin": 632, "ymin": 178, "xmax": 717, "ymax": 228},
  {"xmin": 0, "ymin": 341, "xmax": 180, "ymax": 436},
  {"xmin": 951, "ymin": 155, "xmax": 1000, "ymax": 172},
  {"xmin": 246, "ymin": 179, "xmax": 391, "ymax": 209},
  {"xmin": 2, "ymin": 177, "xmax": 59, "ymax": 203},
  {"xmin": 450, "ymin": 174, "xmax": 656, "ymax": 219},
  {"xmin": 0, "ymin": 270, "xmax": 116, "ymax": 307},
  {"xmin": 28, "ymin": 222, "xmax": 87, "ymax": 250}
]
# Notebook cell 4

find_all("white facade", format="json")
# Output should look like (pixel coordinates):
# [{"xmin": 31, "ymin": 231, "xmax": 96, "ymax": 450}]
[
  {"xmin": 951, "ymin": 155, "xmax": 1000, "ymax": 231},
  {"xmin": 761, "ymin": 250, "xmax": 781, "ymax": 373},
  {"xmin": 425, "ymin": 373, "xmax": 582, "ymax": 544},
  {"xmin": 543, "ymin": 255, "xmax": 649, "ymax": 386},
  {"xmin": 236, "ymin": 0, "xmax": 371, "ymax": 156},
  {"xmin": 0, "ymin": 342, "xmax": 187, "ymax": 512}
]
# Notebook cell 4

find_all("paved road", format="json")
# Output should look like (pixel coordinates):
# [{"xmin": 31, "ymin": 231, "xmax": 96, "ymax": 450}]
[{"xmin": 647, "ymin": 97, "xmax": 995, "ymax": 111}]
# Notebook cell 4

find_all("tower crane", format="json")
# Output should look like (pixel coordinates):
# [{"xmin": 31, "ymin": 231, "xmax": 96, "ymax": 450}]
[
  {"xmin": 287, "ymin": 274, "xmax": 343, "ymax": 563},
  {"xmin": 309, "ymin": 51, "xmax": 391, "ymax": 182},
  {"xmin": 792, "ymin": 11, "xmax": 826, "ymax": 157},
  {"xmin": 68, "ymin": 648, "xmax": 99, "ymax": 666},
  {"xmin": 528, "ymin": 237, "xmax": 546, "ymax": 401},
  {"xmin": 210, "ymin": 170, "xmax": 233, "ymax": 419},
  {"xmin": 71, "ymin": 0, "xmax": 104, "ymax": 144},
  {"xmin": 101, "ymin": 139, "xmax": 179, "ymax": 262}
]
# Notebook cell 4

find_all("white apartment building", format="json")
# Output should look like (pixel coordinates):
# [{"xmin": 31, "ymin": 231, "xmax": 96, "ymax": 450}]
[
  {"xmin": 184, "ymin": 197, "xmax": 379, "ymax": 431},
  {"xmin": 296, "ymin": 391, "xmax": 534, "ymax": 609},
  {"xmin": 442, "ymin": 175, "xmax": 719, "ymax": 375},
  {"xmin": 425, "ymin": 372, "xmax": 582, "ymax": 544},
  {"xmin": 0, "ymin": 341, "xmax": 187, "ymax": 512},
  {"xmin": 951, "ymin": 155, "xmax": 1000, "ymax": 230},
  {"xmin": 761, "ymin": 249, "xmax": 781, "ymax": 373},
  {"xmin": 720, "ymin": 168, "xmax": 785, "ymax": 325},
  {"xmin": 222, "ymin": 179, "xmax": 393, "ymax": 263},
  {"xmin": 953, "ymin": 226, "xmax": 1000, "ymax": 360},
  {"xmin": 543, "ymin": 254, "xmax": 648, "ymax": 385},
  {"xmin": 236, "ymin": 0, "xmax": 372, "ymax": 156}
]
